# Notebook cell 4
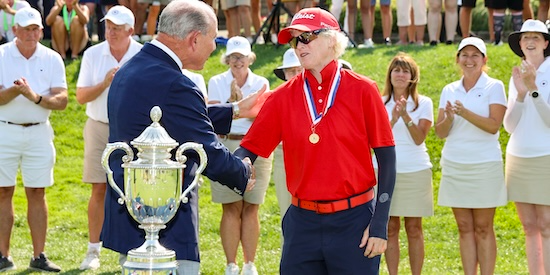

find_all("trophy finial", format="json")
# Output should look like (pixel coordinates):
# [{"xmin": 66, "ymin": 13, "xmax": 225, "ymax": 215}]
[{"xmin": 151, "ymin": 106, "xmax": 162, "ymax": 123}]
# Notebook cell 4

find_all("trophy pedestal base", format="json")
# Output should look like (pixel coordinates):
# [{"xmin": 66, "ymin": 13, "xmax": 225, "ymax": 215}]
[{"xmin": 123, "ymin": 248, "xmax": 177, "ymax": 274}]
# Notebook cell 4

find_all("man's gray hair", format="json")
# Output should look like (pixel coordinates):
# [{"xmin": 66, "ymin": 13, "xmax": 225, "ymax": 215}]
[{"xmin": 157, "ymin": 0, "xmax": 213, "ymax": 40}]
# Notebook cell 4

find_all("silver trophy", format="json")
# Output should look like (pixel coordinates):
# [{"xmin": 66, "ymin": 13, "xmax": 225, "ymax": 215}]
[{"xmin": 102, "ymin": 106, "xmax": 207, "ymax": 274}]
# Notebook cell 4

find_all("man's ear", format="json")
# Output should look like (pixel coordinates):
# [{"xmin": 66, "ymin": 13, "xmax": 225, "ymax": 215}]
[{"xmin": 189, "ymin": 30, "xmax": 201, "ymax": 50}]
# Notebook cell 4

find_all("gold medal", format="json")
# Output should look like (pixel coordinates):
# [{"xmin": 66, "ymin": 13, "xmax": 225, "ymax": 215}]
[{"xmin": 309, "ymin": 133, "xmax": 320, "ymax": 144}]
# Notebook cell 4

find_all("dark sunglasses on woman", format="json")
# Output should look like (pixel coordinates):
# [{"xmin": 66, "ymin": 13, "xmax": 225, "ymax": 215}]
[{"xmin": 289, "ymin": 29, "xmax": 329, "ymax": 49}]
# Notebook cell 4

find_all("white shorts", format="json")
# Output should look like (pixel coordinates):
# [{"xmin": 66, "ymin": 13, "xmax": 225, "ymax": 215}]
[{"xmin": 0, "ymin": 121, "xmax": 55, "ymax": 188}]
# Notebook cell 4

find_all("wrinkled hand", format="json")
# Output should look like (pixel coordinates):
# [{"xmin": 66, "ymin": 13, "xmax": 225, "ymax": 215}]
[
  {"xmin": 243, "ymin": 157, "xmax": 256, "ymax": 191},
  {"xmin": 228, "ymin": 79, "xmax": 243, "ymax": 102},
  {"xmin": 359, "ymin": 226, "xmax": 387, "ymax": 258},
  {"xmin": 13, "ymin": 77, "xmax": 36, "ymax": 102},
  {"xmin": 103, "ymin": 67, "xmax": 119, "ymax": 87},
  {"xmin": 237, "ymin": 84, "xmax": 270, "ymax": 118}
]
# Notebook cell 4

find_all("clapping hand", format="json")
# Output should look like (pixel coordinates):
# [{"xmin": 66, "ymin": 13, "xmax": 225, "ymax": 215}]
[
  {"xmin": 55, "ymin": 0, "xmax": 65, "ymax": 8},
  {"xmin": 103, "ymin": 67, "xmax": 119, "ymax": 87},
  {"xmin": 395, "ymin": 95, "xmax": 408, "ymax": 117},
  {"xmin": 444, "ymin": 100, "xmax": 455, "ymax": 121},
  {"xmin": 453, "ymin": 100, "xmax": 466, "ymax": 116},
  {"xmin": 0, "ymin": 0, "xmax": 9, "ymax": 10},
  {"xmin": 228, "ymin": 79, "xmax": 243, "ymax": 102},
  {"xmin": 13, "ymin": 77, "xmax": 36, "ymax": 102}
]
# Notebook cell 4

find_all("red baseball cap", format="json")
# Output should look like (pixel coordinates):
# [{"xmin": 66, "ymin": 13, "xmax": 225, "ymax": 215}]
[{"xmin": 278, "ymin": 8, "xmax": 340, "ymax": 44}]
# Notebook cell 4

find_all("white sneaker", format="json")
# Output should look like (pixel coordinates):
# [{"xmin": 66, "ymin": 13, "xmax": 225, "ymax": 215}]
[
  {"xmin": 241, "ymin": 261, "xmax": 258, "ymax": 275},
  {"xmin": 270, "ymin": 33, "xmax": 278, "ymax": 44},
  {"xmin": 79, "ymin": 249, "xmax": 100, "ymax": 270},
  {"xmin": 132, "ymin": 35, "xmax": 140, "ymax": 41},
  {"xmin": 358, "ymin": 38, "xmax": 374, "ymax": 49},
  {"xmin": 256, "ymin": 35, "xmax": 265, "ymax": 45},
  {"xmin": 141, "ymin": 34, "xmax": 153, "ymax": 42},
  {"xmin": 225, "ymin": 263, "xmax": 240, "ymax": 275}
]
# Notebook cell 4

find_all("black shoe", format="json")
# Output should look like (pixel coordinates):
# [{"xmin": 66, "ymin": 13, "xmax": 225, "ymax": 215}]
[
  {"xmin": 429, "ymin": 40, "xmax": 438, "ymax": 46},
  {"xmin": 29, "ymin": 253, "xmax": 61, "ymax": 273},
  {"xmin": 0, "ymin": 253, "xmax": 16, "ymax": 272},
  {"xmin": 445, "ymin": 40, "xmax": 453, "ymax": 45}
]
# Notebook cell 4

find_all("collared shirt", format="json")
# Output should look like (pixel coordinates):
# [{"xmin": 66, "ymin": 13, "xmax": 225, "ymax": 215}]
[
  {"xmin": 208, "ymin": 69, "xmax": 269, "ymax": 135},
  {"xmin": 505, "ymin": 57, "xmax": 550, "ymax": 158},
  {"xmin": 0, "ymin": 0, "xmax": 30, "ymax": 41},
  {"xmin": 438, "ymin": 72, "xmax": 506, "ymax": 163},
  {"xmin": 0, "ymin": 40, "xmax": 66, "ymax": 123},
  {"xmin": 374, "ymin": 94, "xmax": 433, "ymax": 173},
  {"xmin": 241, "ymin": 60, "xmax": 394, "ymax": 201},
  {"xmin": 76, "ymin": 39, "xmax": 142, "ymax": 123},
  {"xmin": 150, "ymin": 39, "xmax": 182, "ymax": 68}
]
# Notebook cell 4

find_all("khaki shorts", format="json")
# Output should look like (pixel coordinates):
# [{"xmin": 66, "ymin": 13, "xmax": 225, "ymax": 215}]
[
  {"xmin": 82, "ymin": 118, "xmax": 109, "ymax": 183},
  {"xmin": 211, "ymin": 139, "xmax": 273, "ymax": 204},
  {"xmin": 220, "ymin": 0, "xmax": 251, "ymax": 11}
]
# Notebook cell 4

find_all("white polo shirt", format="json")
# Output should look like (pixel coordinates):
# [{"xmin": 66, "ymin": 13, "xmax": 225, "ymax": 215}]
[
  {"xmin": 438, "ymin": 72, "xmax": 507, "ymax": 164},
  {"xmin": 0, "ymin": 40, "xmax": 66, "ymax": 123},
  {"xmin": 505, "ymin": 57, "xmax": 550, "ymax": 158},
  {"xmin": 374, "ymin": 95, "xmax": 433, "ymax": 173},
  {"xmin": 208, "ymin": 69, "xmax": 269, "ymax": 135},
  {"xmin": 76, "ymin": 39, "xmax": 142, "ymax": 123},
  {"xmin": 182, "ymin": 69, "xmax": 207, "ymax": 100},
  {"xmin": 0, "ymin": 0, "xmax": 31, "ymax": 42}
]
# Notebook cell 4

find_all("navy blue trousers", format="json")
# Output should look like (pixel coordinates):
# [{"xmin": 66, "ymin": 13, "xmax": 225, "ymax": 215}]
[{"xmin": 280, "ymin": 200, "xmax": 381, "ymax": 275}]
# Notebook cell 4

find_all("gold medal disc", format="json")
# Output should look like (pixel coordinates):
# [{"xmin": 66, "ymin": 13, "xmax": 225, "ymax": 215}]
[{"xmin": 309, "ymin": 133, "xmax": 320, "ymax": 144}]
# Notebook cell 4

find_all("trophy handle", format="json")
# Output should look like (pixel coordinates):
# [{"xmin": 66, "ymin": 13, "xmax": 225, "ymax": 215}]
[
  {"xmin": 175, "ymin": 142, "xmax": 208, "ymax": 204},
  {"xmin": 102, "ymin": 142, "xmax": 134, "ymax": 205}
]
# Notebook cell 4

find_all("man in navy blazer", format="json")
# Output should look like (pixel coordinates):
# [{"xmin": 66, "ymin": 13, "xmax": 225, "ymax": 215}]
[{"xmin": 104, "ymin": 0, "xmax": 264, "ymax": 273}]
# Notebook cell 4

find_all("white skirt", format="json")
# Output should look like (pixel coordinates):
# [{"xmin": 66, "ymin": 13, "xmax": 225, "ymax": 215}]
[{"xmin": 438, "ymin": 158, "xmax": 507, "ymax": 208}]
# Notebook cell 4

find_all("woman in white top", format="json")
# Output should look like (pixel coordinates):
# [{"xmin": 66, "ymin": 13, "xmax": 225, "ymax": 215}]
[
  {"xmin": 378, "ymin": 52, "xmax": 433, "ymax": 275},
  {"xmin": 207, "ymin": 36, "xmax": 272, "ymax": 275},
  {"xmin": 504, "ymin": 19, "xmax": 550, "ymax": 275},
  {"xmin": 435, "ymin": 37, "xmax": 507, "ymax": 275}
]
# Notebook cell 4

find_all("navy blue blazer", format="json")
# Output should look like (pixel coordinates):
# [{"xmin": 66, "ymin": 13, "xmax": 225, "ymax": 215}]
[{"xmin": 104, "ymin": 43, "xmax": 249, "ymax": 262}]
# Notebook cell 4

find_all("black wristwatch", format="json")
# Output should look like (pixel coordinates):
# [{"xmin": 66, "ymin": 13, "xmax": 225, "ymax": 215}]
[{"xmin": 531, "ymin": 90, "xmax": 539, "ymax": 98}]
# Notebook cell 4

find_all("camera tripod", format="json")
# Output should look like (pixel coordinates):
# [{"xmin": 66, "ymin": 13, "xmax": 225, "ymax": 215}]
[
  {"xmin": 251, "ymin": 0, "xmax": 293, "ymax": 46},
  {"xmin": 251, "ymin": 0, "xmax": 357, "ymax": 47}
]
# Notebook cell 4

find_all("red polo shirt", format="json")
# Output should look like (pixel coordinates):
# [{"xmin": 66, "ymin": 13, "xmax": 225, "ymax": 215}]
[{"xmin": 241, "ymin": 60, "xmax": 394, "ymax": 201}]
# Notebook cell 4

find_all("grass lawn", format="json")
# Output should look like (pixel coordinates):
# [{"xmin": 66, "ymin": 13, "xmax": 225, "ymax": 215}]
[{"xmin": 7, "ymin": 41, "xmax": 529, "ymax": 274}]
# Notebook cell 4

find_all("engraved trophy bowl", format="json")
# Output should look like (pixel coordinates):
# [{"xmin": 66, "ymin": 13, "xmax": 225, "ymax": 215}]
[{"xmin": 102, "ymin": 106, "xmax": 208, "ymax": 274}]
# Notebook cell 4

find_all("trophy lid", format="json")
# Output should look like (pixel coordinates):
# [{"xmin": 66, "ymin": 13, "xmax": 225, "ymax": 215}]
[{"xmin": 131, "ymin": 106, "xmax": 179, "ymax": 149}]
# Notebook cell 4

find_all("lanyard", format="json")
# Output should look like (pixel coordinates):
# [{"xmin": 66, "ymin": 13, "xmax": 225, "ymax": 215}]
[
  {"xmin": 62, "ymin": 5, "xmax": 75, "ymax": 32},
  {"xmin": 302, "ymin": 63, "xmax": 342, "ymax": 144},
  {"xmin": 2, "ymin": 0, "xmax": 18, "ymax": 32}
]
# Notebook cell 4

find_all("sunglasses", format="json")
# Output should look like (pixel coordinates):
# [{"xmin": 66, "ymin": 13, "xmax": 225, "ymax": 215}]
[{"xmin": 289, "ymin": 29, "xmax": 329, "ymax": 49}]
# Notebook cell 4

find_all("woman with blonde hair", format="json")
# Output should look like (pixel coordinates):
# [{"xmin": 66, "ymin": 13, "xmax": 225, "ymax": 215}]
[
  {"xmin": 435, "ymin": 37, "xmax": 507, "ymax": 275},
  {"xmin": 378, "ymin": 52, "xmax": 433, "ymax": 275}
]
